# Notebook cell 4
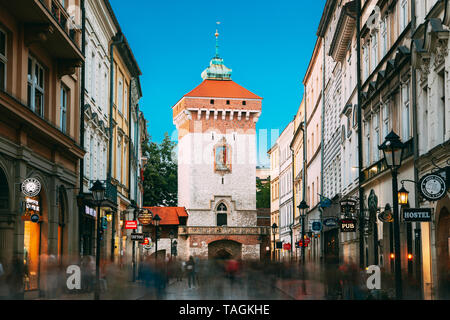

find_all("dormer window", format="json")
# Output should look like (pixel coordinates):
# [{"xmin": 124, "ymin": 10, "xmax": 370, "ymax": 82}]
[
  {"xmin": 226, "ymin": 100, "xmax": 230, "ymax": 105},
  {"xmin": 242, "ymin": 101, "xmax": 246, "ymax": 105},
  {"xmin": 210, "ymin": 99, "xmax": 215, "ymax": 104}
]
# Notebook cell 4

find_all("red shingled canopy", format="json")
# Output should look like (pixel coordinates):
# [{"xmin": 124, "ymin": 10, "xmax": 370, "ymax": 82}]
[{"xmin": 143, "ymin": 207, "xmax": 188, "ymax": 226}]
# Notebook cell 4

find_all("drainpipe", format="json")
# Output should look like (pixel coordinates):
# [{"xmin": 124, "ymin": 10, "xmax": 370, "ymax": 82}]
[
  {"xmin": 356, "ymin": 0, "xmax": 365, "ymax": 269},
  {"xmin": 410, "ymin": 0, "xmax": 423, "ymax": 300},
  {"xmin": 78, "ymin": 0, "xmax": 86, "ymax": 257}
]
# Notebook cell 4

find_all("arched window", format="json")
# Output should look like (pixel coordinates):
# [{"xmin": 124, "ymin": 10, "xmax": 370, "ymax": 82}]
[{"xmin": 217, "ymin": 203, "xmax": 228, "ymax": 226}]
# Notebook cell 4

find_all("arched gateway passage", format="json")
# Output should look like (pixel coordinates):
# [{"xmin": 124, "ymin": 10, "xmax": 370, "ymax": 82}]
[{"xmin": 208, "ymin": 240, "xmax": 242, "ymax": 260}]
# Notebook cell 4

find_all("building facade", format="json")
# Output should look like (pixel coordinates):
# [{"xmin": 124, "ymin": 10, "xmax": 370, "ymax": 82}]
[
  {"xmin": 268, "ymin": 143, "xmax": 280, "ymax": 260},
  {"xmin": 172, "ymin": 31, "xmax": 268, "ymax": 261},
  {"xmin": 0, "ymin": 0, "xmax": 84, "ymax": 298}
]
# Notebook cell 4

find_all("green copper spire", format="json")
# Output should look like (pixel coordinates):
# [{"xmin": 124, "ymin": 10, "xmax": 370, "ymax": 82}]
[{"xmin": 201, "ymin": 23, "xmax": 232, "ymax": 80}]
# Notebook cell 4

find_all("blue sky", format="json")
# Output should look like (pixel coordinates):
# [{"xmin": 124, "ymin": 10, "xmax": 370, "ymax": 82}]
[{"xmin": 109, "ymin": 0, "xmax": 326, "ymax": 167}]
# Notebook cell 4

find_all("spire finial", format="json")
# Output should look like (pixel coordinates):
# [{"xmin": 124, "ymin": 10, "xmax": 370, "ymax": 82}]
[{"xmin": 215, "ymin": 21, "xmax": 220, "ymax": 57}]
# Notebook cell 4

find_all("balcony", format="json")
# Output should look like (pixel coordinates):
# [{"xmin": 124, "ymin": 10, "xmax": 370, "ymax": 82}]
[
  {"xmin": 178, "ymin": 226, "xmax": 270, "ymax": 236},
  {"xmin": 2, "ymin": 0, "xmax": 83, "ymax": 63}
]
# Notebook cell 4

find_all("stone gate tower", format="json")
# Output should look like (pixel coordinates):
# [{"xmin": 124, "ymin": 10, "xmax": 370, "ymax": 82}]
[{"xmin": 172, "ymin": 29, "xmax": 268, "ymax": 260}]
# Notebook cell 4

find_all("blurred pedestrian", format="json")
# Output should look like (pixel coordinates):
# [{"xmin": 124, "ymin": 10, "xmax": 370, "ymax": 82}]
[
  {"xmin": 7, "ymin": 257, "xmax": 25, "ymax": 300},
  {"xmin": 186, "ymin": 256, "xmax": 196, "ymax": 289}
]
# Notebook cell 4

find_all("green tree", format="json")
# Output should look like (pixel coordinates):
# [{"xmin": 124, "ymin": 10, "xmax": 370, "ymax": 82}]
[
  {"xmin": 256, "ymin": 176, "xmax": 270, "ymax": 209},
  {"xmin": 142, "ymin": 132, "xmax": 177, "ymax": 206}
]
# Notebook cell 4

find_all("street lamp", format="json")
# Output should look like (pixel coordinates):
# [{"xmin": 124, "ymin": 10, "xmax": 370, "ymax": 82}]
[
  {"xmin": 153, "ymin": 214, "xmax": 161, "ymax": 262},
  {"xmin": 379, "ymin": 130, "xmax": 405, "ymax": 300},
  {"xmin": 90, "ymin": 180, "xmax": 105, "ymax": 300},
  {"xmin": 297, "ymin": 200, "xmax": 309, "ymax": 265},
  {"xmin": 271, "ymin": 223, "xmax": 278, "ymax": 261},
  {"xmin": 398, "ymin": 183, "xmax": 409, "ymax": 206}
]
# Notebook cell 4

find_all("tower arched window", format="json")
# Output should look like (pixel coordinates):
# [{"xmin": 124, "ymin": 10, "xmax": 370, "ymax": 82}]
[{"xmin": 217, "ymin": 203, "xmax": 228, "ymax": 226}]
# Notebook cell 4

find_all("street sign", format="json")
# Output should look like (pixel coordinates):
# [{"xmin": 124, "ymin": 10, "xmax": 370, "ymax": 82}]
[
  {"xmin": 340, "ymin": 219, "xmax": 357, "ymax": 232},
  {"xmin": 419, "ymin": 172, "xmax": 447, "ymax": 201},
  {"xmin": 125, "ymin": 220, "xmax": 138, "ymax": 229},
  {"xmin": 30, "ymin": 213, "xmax": 40, "ymax": 223},
  {"xmin": 131, "ymin": 233, "xmax": 145, "ymax": 241},
  {"xmin": 402, "ymin": 208, "xmax": 432, "ymax": 222},
  {"xmin": 378, "ymin": 210, "xmax": 393, "ymax": 223},
  {"xmin": 137, "ymin": 209, "xmax": 153, "ymax": 225},
  {"xmin": 323, "ymin": 217, "xmax": 338, "ymax": 227},
  {"xmin": 312, "ymin": 221, "xmax": 322, "ymax": 232}
]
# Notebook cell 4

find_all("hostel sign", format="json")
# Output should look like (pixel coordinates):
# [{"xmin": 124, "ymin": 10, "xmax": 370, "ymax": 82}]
[{"xmin": 402, "ymin": 208, "xmax": 432, "ymax": 222}]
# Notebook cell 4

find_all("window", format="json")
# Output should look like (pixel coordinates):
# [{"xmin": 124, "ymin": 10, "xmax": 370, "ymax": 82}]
[
  {"xmin": 27, "ymin": 56, "xmax": 45, "ymax": 117},
  {"xmin": 438, "ymin": 71, "xmax": 446, "ymax": 142},
  {"xmin": 117, "ymin": 138, "xmax": 122, "ymax": 182},
  {"xmin": 400, "ymin": 0, "xmax": 408, "ymax": 32},
  {"xmin": 118, "ymin": 76, "xmax": 123, "ymax": 114},
  {"xmin": 363, "ymin": 45, "xmax": 369, "ymax": 80},
  {"xmin": 371, "ymin": 32, "xmax": 378, "ymax": 72},
  {"xmin": 217, "ymin": 203, "xmax": 227, "ymax": 226},
  {"xmin": 382, "ymin": 103, "xmax": 389, "ymax": 139},
  {"xmin": 210, "ymin": 99, "xmax": 215, "ymax": 104},
  {"xmin": 372, "ymin": 113, "xmax": 380, "ymax": 162},
  {"xmin": 89, "ymin": 136, "xmax": 94, "ymax": 180},
  {"xmin": 242, "ymin": 101, "xmax": 246, "ymax": 105},
  {"xmin": 0, "ymin": 28, "xmax": 6, "ymax": 91},
  {"xmin": 123, "ymin": 143, "xmax": 127, "ymax": 185},
  {"xmin": 90, "ymin": 50, "xmax": 96, "ymax": 99},
  {"xmin": 124, "ymin": 85, "xmax": 128, "ymax": 119},
  {"xmin": 60, "ymin": 85, "xmax": 68, "ymax": 133},
  {"xmin": 402, "ymin": 83, "xmax": 410, "ymax": 141},
  {"xmin": 381, "ymin": 17, "xmax": 388, "ymax": 57},
  {"xmin": 364, "ymin": 121, "xmax": 370, "ymax": 167},
  {"xmin": 226, "ymin": 100, "xmax": 230, "ymax": 105}
]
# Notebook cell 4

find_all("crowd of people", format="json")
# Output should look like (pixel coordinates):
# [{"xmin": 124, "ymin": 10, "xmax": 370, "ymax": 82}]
[{"xmin": 0, "ymin": 253, "xmax": 424, "ymax": 300}]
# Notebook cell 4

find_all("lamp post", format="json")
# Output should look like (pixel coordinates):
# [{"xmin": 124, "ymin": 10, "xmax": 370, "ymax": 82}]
[
  {"xmin": 271, "ymin": 223, "xmax": 277, "ymax": 261},
  {"xmin": 297, "ymin": 200, "xmax": 309, "ymax": 265},
  {"xmin": 379, "ymin": 130, "xmax": 405, "ymax": 300},
  {"xmin": 90, "ymin": 180, "xmax": 105, "ymax": 300},
  {"xmin": 153, "ymin": 214, "xmax": 161, "ymax": 262}
]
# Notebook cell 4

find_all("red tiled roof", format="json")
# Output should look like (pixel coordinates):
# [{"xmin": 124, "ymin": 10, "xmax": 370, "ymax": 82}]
[
  {"xmin": 143, "ymin": 207, "xmax": 188, "ymax": 225},
  {"xmin": 184, "ymin": 79, "xmax": 262, "ymax": 100}
]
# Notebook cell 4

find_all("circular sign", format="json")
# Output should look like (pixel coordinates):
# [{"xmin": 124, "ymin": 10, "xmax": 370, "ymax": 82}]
[
  {"xmin": 30, "ymin": 213, "xmax": 40, "ymax": 223},
  {"xmin": 138, "ymin": 209, "xmax": 153, "ymax": 225},
  {"xmin": 21, "ymin": 178, "xmax": 41, "ymax": 197},
  {"xmin": 312, "ymin": 221, "xmax": 322, "ymax": 232},
  {"xmin": 378, "ymin": 211, "xmax": 393, "ymax": 223},
  {"xmin": 419, "ymin": 173, "xmax": 447, "ymax": 201}
]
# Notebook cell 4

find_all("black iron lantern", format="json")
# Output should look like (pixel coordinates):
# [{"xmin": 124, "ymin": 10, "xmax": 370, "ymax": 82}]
[
  {"xmin": 90, "ymin": 180, "xmax": 105, "ymax": 203},
  {"xmin": 378, "ymin": 131, "xmax": 405, "ymax": 170},
  {"xmin": 398, "ymin": 184, "xmax": 409, "ymax": 206},
  {"xmin": 153, "ymin": 214, "xmax": 161, "ymax": 227},
  {"xmin": 297, "ymin": 200, "xmax": 309, "ymax": 215}
]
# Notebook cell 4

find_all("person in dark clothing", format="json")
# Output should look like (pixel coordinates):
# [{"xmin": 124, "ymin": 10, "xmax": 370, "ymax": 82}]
[
  {"xmin": 7, "ymin": 257, "xmax": 26, "ymax": 300},
  {"xmin": 186, "ymin": 256, "xmax": 196, "ymax": 289}
]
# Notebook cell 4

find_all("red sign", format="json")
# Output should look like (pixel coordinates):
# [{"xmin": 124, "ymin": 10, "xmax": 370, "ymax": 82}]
[
  {"xmin": 142, "ymin": 238, "xmax": 149, "ymax": 245},
  {"xmin": 304, "ymin": 238, "xmax": 310, "ymax": 244},
  {"xmin": 283, "ymin": 243, "xmax": 291, "ymax": 250},
  {"xmin": 125, "ymin": 221, "xmax": 138, "ymax": 229}
]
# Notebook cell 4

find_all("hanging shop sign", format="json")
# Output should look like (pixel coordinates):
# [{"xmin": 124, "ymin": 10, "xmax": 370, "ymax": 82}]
[
  {"xmin": 283, "ymin": 243, "xmax": 291, "ymax": 251},
  {"xmin": 125, "ymin": 220, "xmax": 138, "ymax": 229},
  {"xmin": 419, "ymin": 172, "xmax": 447, "ymax": 201},
  {"xmin": 323, "ymin": 217, "xmax": 338, "ymax": 227},
  {"xmin": 276, "ymin": 241, "xmax": 283, "ymax": 249},
  {"xmin": 30, "ymin": 213, "xmax": 40, "ymax": 223},
  {"xmin": 21, "ymin": 178, "xmax": 41, "ymax": 197},
  {"xmin": 131, "ymin": 233, "xmax": 145, "ymax": 241},
  {"xmin": 143, "ymin": 238, "xmax": 152, "ymax": 250},
  {"xmin": 340, "ymin": 219, "xmax": 357, "ymax": 232},
  {"xmin": 311, "ymin": 221, "xmax": 322, "ymax": 232},
  {"xmin": 22, "ymin": 197, "xmax": 41, "ymax": 221},
  {"xmin": 378, "ymin": 210, "xmax": 393, "ymax": 223},
  {"xmin": 137, "ymin": 209, "xmax": 153, "ymax": 225},
  {"xmin": 402, "ymin": 208, "xmax": 432, "ymax": 222}
]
